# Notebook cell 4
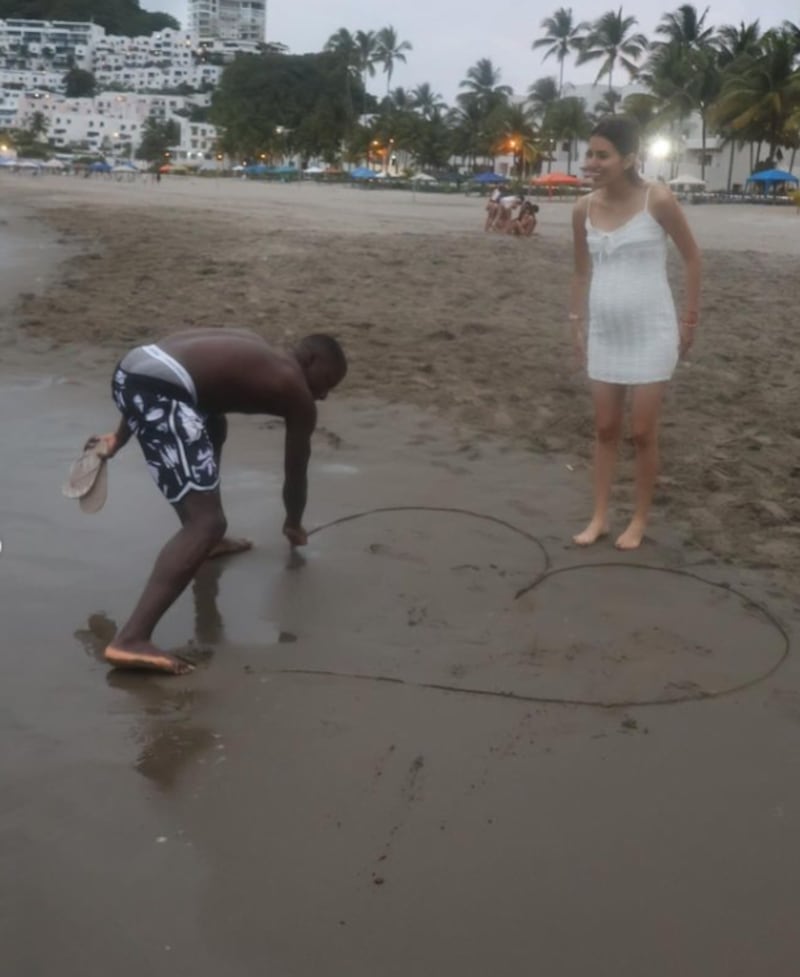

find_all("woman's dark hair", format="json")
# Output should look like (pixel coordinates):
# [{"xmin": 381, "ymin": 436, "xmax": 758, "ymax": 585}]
[{"xmin": 591, "ymin": 115, "xmax": 643, "ymax": 184}]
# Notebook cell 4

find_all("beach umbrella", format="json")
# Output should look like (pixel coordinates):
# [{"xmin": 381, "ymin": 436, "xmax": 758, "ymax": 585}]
[
  {"xmin": 531, "ymin": 172, "xmax": 581, "ymax": 186},
  {"xmin": 410, "ymin": 172, "xmax": 437, "ymax": 182},
  {"xmin": 667, "ymin": 174, "xmax": 706, "ymax": 188},
  {"xmin": 89, "ymin": 160, "xmax": 112, "ymax": 173},
  {"xmin": 472, "ymin": 172, "xmax": 505, "ymax": 184},
  {"xmin": 745, "ymin": 168, "xmax": 798, "ymax": 184},
  {"xmin": 350, "ymin": 166, "xmax": 381, "ymax": 180},
  {"xmin": 304, "ymin": 165, "xmax": 325, "ymax": 174}
]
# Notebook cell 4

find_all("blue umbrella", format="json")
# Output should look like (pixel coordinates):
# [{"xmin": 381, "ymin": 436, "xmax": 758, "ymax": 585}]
[
  {"xmin": 746, "ymin": 168, "xmax": 798, "ymax": 184},
  {"xmin": 89, "ymin": 160, "xmax": 112, "ymax": 173},
  {"xmin": 472, "ymin": 172, "xmax": 506, "ymax": 184},
  {"xmin": 350, "ymin": 166, "xmax": 381, "ymax": 180}
]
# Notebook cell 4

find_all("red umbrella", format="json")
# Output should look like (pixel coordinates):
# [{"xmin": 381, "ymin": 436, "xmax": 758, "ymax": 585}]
[{"xmin": 531, "ymin": 172, "xmax": 581, "ymax": 186}]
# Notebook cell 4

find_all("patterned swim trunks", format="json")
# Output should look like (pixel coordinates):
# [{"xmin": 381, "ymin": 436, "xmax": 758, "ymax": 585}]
[{"xmin": 112, "ymin": 366, "xmax": 221, "ymax": 503}]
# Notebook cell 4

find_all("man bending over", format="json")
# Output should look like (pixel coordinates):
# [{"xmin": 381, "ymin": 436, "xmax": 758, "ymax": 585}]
[{"xmin": 86, "ymin": 329, "xmax": 347, "ymax": 675}]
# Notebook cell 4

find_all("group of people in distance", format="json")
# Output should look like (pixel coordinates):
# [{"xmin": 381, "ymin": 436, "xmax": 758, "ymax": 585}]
[
  {"xmin": 82, "ymin": 114, "xmax": 700, "ymax": 676},
  {"xmin": 484, "ymin": 189, "xmax": 539, "ymax": 236}
]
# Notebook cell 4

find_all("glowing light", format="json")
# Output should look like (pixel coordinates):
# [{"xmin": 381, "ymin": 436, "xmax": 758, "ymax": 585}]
[{"xmin": 650, "ymin": 137, "xmax": 671, "ymax": 160}]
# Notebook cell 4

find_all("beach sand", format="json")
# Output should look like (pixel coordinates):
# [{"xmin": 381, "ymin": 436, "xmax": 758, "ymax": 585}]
[
  {"xmin": 2, "ymin": 173, "xmax": 799, "ymax": 975},
  {"xmin": 8, "ymin": 173, "xmax": 800, "ymax": 594}
]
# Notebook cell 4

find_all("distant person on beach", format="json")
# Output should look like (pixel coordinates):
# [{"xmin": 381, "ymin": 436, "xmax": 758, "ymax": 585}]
[
  {"xmin": 493, "ymin": 194, "xmax": 524, "ymax": 233},
  {"xmin": 569, "ymin": 116, "xmax": 702, "ymax": 550},
  {"xmin": 84, "ymin": 329, "xmax": 347, "ymax": 675},
  {"xmin": 484, "ymin": 186, "xmax": 504, "ymax": 231},
  {"xmin": 508, "ymin": 200, "xmax": 539, "ymax": 236}
]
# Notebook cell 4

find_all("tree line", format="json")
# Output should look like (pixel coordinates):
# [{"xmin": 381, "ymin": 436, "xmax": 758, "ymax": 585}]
[
  {"xmin": 209, "ymin": 7, "xmax": 800, "ymax": 184},
  {"xmin": 0, "ymin": 0, "xmax": 178, "ymax": 36}
]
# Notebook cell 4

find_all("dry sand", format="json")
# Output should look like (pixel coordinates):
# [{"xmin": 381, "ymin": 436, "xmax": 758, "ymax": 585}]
[{"xmin": 6, "ymin": 172, "xmax": 800, "ymax": 595}]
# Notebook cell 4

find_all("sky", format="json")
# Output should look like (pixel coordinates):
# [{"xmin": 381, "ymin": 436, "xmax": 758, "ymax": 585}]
[{"xmin": 141, "ymin": 1, "xmax": 790, "ymax": 104}]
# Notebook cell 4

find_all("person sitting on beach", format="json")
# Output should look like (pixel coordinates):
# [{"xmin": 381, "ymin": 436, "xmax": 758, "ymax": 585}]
[
  {"xmin": 493, "ymin": 194, "xmax": 524, "ymax": 233},
  {"xmin": 84, "ymin": 328, "xmax": 347, "ymax": 675},
  {"xmin": 484, "ymin": 186, "xmax": 504, "ymax": 231},
  {"xmin": 508, "ymin": 201, "xmax": 539, "ymax": 237}
]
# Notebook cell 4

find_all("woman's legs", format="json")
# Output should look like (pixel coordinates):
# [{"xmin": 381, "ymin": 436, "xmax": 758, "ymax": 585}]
[
  {"xmin": 573, "ymin": 381, "xmax": 625, "ymax": 545},
  {"xmin": 615, "ymin": 382, "xmax": 667, "ymax": 550}
]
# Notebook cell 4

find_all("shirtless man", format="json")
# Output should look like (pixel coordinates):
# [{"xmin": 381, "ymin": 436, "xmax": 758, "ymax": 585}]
[{"xmin": 86, "ymin": 328, "xmax": 347, "ymax": 675}]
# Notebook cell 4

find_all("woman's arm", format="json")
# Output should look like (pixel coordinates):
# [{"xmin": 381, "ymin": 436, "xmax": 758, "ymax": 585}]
[
  {"xmin": 652, "ymin": 186, "xmax": 702, "ymax": 353},
  {"xmin": 569, "ymin": 198, "xmax": 591, "ymax": 364}
]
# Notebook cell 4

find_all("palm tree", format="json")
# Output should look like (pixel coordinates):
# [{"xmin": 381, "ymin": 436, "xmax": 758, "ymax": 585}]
[
  {"xmin": 412, "ymin": 83, "xmax": 446, "ymax": 119},
  {"xmin": 532, "ymin": 7, "xmax": 589, "ymax": 95},
  {"xmin": 527, "ymin": 76, "xmax": 560, "ymax": 119},
  {"xmin": 578, "ymin": 7, "xmax": 649, "ymax": 92},
  {"xmin": 594, "ymin": 89, "xmax": 622, "ymax": 115},
  {"xmin": 655, "ymin": 4, "xmax": 714, "ymax": 48},
  {"xmin": 643, "ymin": 8, "xmax": 720, "ymax": 180},
  {"xmin": 324, "ymin": 28, "xmax": 359, "ymax": 70},
  {"xmin": 458, "ymin": 58, "xmax": 512, "ymax": 114},
  {"xmin": 715, "ymin": 21, "xmax": 763, "ymax": 66},
  {"xmin": 500, "ymin": 103, "xmax": 540, "ymax": 178},
  {"xmin": 354, "ymin": 29, "xmax": 377, "ymax": 91},
  {"xmin": 545, "ymin": 96, "xmax": 592, "ymax": 173},
  {"xmin": 713, "ymin": 31, "xmax": 800, "ymax": 164},
  {"xmin": 528, "ymin": 77, "xmax": 561, "ymax": 171},
  {"xmin": 374, "ymin": 26, "xmax": 412, "ymax": 94}
]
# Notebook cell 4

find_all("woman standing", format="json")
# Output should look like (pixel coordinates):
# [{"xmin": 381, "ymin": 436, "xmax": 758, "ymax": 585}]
[{"xmin": 569, "ymin": 117, "xmax": 701, "ymax": 550}]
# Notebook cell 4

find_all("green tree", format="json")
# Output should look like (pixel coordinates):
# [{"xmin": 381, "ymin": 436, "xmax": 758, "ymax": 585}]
[
  {"xmin": 532, "ymin": 7, "xmax": 589, "ymax": 96},
  {"xmin": 210, "ymin": 52, "xmax": 364, "ymax": 163},
  {"xmin": 412, "ymin": 82, "xmax": 446, "ymax": 120},
  {"xmin": 64, "ymin": 67, "xmax": 97, "ymax": 98},
  {"xmin": 713, "ymin": 30, "xmax": 800, "ymax": 163},
  {"xmin": 578, "ymin": 7, "xmax": 649, "ymax": 92},
  {"xmin": 655, "ymin": 4, "xmax": 714, "ymax": 48},
  {"xmin": 355, "ymin": 29, "xmax": 378, "ymax": 91},
  {"xmin": 135, "ymin": 115, "xmax": 180, "ymax": 163},
  {"xmin": 374, "ymin": 26, "xmax": 412, "ymax": 94},
  {"xmin": 544, "ymin": 96, "xmax": 591, "ymax": 173}
]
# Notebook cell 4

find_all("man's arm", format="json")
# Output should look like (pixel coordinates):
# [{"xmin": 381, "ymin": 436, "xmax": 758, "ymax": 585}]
[{"xmin": 281, "ymin": 397, "xmax": 317, "ymax": 546}]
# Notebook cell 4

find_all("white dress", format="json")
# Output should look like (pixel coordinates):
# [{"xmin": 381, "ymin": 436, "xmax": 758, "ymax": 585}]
[{"xmin": 585, "ymin": 187, "xmax": 679, "ymax": 384}]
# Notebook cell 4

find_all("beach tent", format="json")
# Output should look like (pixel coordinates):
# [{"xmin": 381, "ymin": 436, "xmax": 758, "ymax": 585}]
[
  {"xmin": 410, "ymin": 172, "xmax": 437, "ymax": 182},
  {"xmin": 244, "ymin": 162, "xmax": 270, "ymax": 175},
  {"xmin": 350, "ymin": 166, "xmax": 381, "ymax": 179},
  {"xmin": 472, "ymin": 172, "xmax": 505, "ymax": 184},
  {"xmin": 745, "ymin": 168, "xmax": 798, "ymax": 185},
  {"xmin": 304, "ymin": 165, "xmax": 325, "ymax": 174},
  {"xmin": 668, "ymin": 174, "xmax": 706, "ymax": 188},
  {"xmin": 89, "ymin": 160, "xmax": 112, "ymax": 173},
  {"xmin": 41, "ymin": 158, "xmax": 66, "ymax": 170}
]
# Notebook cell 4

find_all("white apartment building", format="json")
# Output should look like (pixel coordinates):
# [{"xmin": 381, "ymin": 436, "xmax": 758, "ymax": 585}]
[
  {"xmin": 13, "ymin": 89, "xmax": 218, "ymax": 161},
  {"xmin": 0, "ymin": 21, "xmax": 225, "ymax": 93},
  {"xmin": 190, "ymin": 0, "xmax": 266, "ymax": 44},
  {"xmin": 0, "ymin": 19, "xmax": 101, "ymax": 71}
]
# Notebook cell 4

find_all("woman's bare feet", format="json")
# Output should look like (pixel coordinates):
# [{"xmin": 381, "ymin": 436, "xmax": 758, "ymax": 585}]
[
  {"xmin": 207, "ymin": 537, "xmax": 253, "ymax": 559},
  {"xmin": 572, "ymin": 518, "xmax": 609, "ymax": 546},
  {"xmin": 104, "ymin": 641, "xmax": 194, "ymax": 675},
  {"xmin": 615, "ymin": 520, "xmax": 646, "ymax": 550}
]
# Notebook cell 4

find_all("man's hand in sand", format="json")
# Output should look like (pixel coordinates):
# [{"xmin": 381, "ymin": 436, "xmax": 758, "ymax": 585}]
[{"xmin": 283, "ymin": 523, "xmax": 308, "ymax": 547}]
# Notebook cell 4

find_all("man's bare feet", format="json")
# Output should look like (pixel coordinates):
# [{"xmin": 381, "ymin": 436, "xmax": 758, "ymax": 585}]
[
  {"xmin": 572, "ymin": 518, "xmax": 609, "ymax": 546},
  {"xmin": 104, "ymin": 641, "xmax": 194, "ymax": 675},
  {"xmin": 207, "ymin": 537, "xmax": 253, "ymax": 559},
  {"xmin": 615, "ymin": 521, "xmax": 646, "ymax": 550}
]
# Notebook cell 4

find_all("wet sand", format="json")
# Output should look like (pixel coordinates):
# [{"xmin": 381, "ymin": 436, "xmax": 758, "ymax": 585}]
[{"xmin": 2, "ymin": 174, "xmax": 799, "ymax": 975}]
